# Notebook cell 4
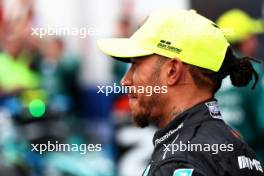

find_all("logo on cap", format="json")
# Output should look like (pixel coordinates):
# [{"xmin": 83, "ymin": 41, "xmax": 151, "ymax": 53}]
[{"xmin": 157, "ymin": 40, "xmax": 182, "ymax": 54}]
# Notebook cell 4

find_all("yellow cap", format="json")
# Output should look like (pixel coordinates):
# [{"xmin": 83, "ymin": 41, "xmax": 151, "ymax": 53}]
[
  {"xmin": 98, "ymin": 9, "xmax": 230, "ymax": 72},
  {"xmin": 216, "ymin": 9, "xmax": 264, "ymax": 43}
]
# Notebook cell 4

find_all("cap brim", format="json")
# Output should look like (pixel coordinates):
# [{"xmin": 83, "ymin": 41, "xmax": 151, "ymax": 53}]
[{"xmin": 97, "ymin": 38, "xmax": 153, "ymax": 62}]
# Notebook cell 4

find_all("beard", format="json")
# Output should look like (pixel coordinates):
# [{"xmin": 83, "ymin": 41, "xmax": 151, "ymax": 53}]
[
  {"xmin": 133, "ymin": 112, "xmax": 150, "ymax": 128},
  {"xmin": 130, "ymin": 68, "xmax": 163, "ymax": 128}
]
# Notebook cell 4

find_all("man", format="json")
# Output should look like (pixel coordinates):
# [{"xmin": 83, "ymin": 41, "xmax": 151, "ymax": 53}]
[{"xmin": 98, "ymin": 9, "xmax": 264, "ymax": 176}]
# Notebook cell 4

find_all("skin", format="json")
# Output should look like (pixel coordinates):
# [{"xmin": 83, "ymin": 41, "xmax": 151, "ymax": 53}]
[
  {"xmin": 239, "ymin": 35, "xmax": 259, "ymax": 57},
  {"xmin": 121, "ymin": 54, "xmax": 213, "ymax": 128}
]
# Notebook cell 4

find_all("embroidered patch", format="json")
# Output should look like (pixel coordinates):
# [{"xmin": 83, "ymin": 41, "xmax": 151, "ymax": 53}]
[
  {"xmin": 205, "ymin": 101, "xmax": 222, "ymax": 119},
  {"xmin": 173, "ymin": 168, "xmax": 193, "ymax": 176}
]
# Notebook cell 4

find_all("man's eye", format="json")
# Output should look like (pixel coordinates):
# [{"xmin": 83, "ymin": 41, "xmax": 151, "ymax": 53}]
[
  {"xmin": 130, "ymin": 63, "xmax": 137, "ymax": 70},
  {"xmin": 131, "ymin": 62, "xmax": 137, "ymax": 66}
]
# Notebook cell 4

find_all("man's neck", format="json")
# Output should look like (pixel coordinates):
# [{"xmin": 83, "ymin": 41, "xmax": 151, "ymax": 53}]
[{"xmin": 158, "ymin": 91, "xmax": 212, "ymax": 128}]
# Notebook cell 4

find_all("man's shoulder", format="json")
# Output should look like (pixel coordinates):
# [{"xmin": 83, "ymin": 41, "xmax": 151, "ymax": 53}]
[
  {"xmin": 189, "ymin": 118, "xmax": 244, "ymax": 146},
  {"xmin": 164, "ymin": 119, "xmax": 262, "ymax": 174},
  {"xmin": 186, "ymin": 118, "xmax": 256, "ymax": 158}
]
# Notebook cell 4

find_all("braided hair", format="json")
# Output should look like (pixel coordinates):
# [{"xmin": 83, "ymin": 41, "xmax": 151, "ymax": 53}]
[{"xmin": 188, "ymin": 46, "xmax": 260, "ymax": 94}]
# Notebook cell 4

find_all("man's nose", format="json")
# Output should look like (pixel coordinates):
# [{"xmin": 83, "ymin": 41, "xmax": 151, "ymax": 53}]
[{"xmin": 120, "ymin": 70, "xmax": 132, "ymax": 86}]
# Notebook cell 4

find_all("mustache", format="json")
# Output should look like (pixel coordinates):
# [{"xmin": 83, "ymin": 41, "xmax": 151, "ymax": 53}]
[{"xmin": 123, "ymin": 86, "xmax": 137, "ymax": 93}]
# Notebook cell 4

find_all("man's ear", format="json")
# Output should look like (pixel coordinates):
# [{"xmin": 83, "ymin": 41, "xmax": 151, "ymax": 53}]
[{"xmin": 166, "ymin": 58, "xmax": 184, "ymax": 86}]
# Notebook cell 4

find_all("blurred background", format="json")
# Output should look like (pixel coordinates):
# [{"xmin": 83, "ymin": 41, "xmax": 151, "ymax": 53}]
[{"xmin": 0, "ymin": 0, "xmax": 263, "ymax": 175}]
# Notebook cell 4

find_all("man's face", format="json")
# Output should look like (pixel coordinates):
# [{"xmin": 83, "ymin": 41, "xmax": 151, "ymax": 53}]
[{"xmin": 121, "ymin": 55, "xmax": 166, "ymax": 128}]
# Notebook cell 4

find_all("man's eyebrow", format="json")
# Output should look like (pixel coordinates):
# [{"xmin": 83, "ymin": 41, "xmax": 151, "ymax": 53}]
[
  {"xmin": 130, "ymin": 56, "xmax": 147, "ymax": 63},
  {"xmin": 130, "ymin": 54, "xmax": 153, "ymax": 63},
  {"xmin": 130, "ymin": 58, "xmax": 139, "ymax": 63}
]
